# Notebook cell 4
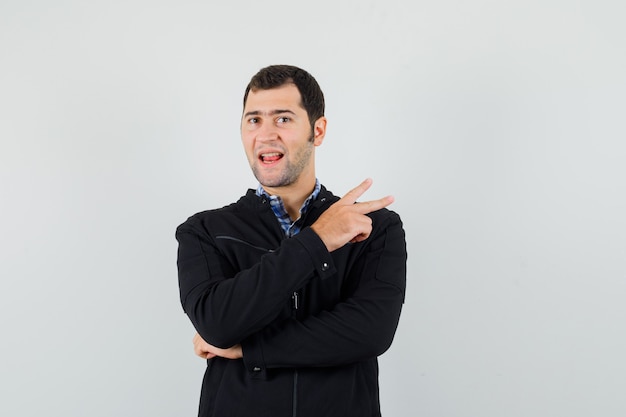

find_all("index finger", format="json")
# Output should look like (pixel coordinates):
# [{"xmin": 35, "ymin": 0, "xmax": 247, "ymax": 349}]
[
  {"xmin": 354, "ymin": 195, "xmax": 395, "ymax": 214},
  {"xmin": 340, "ymin": 178, "xmax": 374, "ymax": 205}
]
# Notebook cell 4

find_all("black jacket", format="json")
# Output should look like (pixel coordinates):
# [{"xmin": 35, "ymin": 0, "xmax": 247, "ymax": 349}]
[{"xmin": 176, "ymin": 186, "xmax": 407, "ymax": 417}]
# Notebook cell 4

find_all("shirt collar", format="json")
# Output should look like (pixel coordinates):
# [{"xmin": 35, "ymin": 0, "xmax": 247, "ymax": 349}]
[
  {"xmin": 256, "ymin": 179, "xmax": 321, "ymax": 236},
  {"xmin": 255, "ymin": 179, "xmax": 321, "ymax": 207}
]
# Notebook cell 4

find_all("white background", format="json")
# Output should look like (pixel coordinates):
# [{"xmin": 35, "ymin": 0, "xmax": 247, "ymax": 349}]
[{"xmin": 1, "ymin": 1, "xmax": 625, "ymax": 416}]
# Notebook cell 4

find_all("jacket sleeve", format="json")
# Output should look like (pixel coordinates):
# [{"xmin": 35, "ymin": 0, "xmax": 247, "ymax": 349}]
[
  {"xmin": 176, "ymin": 221, "xmax": 335, "ymax": 348},
  {"xmin": 241, "ymin": 212, "xmax": 407, "ymax": 372}
]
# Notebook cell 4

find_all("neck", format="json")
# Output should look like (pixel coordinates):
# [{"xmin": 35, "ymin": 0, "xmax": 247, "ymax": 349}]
[{"xmin": 262, "ymin": 177, "xmax": 316, "ymax": 221}]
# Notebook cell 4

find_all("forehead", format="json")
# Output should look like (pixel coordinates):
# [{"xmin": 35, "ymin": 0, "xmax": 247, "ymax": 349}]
[{"xmin": 244, "ymin": 83, "xmax": 305, "ymax": 113}]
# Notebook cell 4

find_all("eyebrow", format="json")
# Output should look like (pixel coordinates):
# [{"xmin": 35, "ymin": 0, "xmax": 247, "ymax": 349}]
[{"xmin": 243, "ymin": 109, "xmax": 297, "ymax": 118}]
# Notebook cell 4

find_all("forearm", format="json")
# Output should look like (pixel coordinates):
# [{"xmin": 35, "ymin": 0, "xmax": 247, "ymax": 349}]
[{"xmin": 242, "ymin": 280, "xmax": 404, "ymax": 369}]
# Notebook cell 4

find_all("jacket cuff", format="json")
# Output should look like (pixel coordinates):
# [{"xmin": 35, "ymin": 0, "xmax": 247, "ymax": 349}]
[
  {"xmin": 241, "ymin": 333, "xmax": 268, "ymax": 380},
  {"xmin": 295, "ymin": 227, "xmax": 336, "ymax": 279}
]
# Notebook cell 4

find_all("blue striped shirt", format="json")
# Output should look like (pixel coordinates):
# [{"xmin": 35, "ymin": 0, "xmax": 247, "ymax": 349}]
[{"xmin": 256, "ymin": 179, "xmax": 321, "ymax": 237}]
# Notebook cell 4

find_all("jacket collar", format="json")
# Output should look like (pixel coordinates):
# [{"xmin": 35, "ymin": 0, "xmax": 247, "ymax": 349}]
[{"xmin": 240, "ymin": 185, "xmax": 337, "ymax": 211}]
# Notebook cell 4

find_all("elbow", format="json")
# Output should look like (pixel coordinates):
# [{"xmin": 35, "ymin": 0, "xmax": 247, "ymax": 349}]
[
  {"xmin": 366, "ymin": 306, "xmax": 403, "ymax": 357},
  {"xmin": 371, "ymin": 329, "xmax": 398, "ymax": 357}
]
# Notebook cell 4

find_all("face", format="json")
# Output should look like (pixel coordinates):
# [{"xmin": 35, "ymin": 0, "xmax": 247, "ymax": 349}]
[{"xmin": 241, "ymin": 83, "xmax": 326, "ymax": 192}]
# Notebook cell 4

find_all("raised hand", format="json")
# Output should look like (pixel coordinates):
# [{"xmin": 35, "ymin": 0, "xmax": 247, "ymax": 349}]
[{"xmin": 311, "ymin": 178, "xmax": 394, "ymax": 252}]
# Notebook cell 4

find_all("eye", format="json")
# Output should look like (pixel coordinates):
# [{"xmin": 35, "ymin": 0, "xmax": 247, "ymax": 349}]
[
  {"xmin": 248, "ymin": 117, "xmax": 259, "ymax": 124},
  {"xmin": 277, "ymin": 116, "xmax": 291, "ymax": 124}
]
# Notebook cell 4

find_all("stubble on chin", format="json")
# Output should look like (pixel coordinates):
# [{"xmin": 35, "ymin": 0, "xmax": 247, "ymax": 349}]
[
  {"xmin": 252, "ymin": 142, "xmax": 313, "ymax": 188},
  {"xmin": 252, "ymin": 162, "xmax": 298, "ymax": 188}
]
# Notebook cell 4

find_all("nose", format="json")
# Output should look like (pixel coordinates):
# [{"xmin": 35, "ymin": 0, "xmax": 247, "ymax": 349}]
[{"xmin": 256, "ymin": 122, "xmax": 279, "ymax": 142}]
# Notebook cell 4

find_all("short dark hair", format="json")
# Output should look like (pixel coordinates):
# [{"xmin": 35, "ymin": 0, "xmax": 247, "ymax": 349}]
[{"xmin": 243, "ymin": 65, "xmax": 325, "ymax": 129}]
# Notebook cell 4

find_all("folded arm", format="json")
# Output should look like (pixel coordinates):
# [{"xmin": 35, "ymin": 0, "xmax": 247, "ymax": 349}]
[
  {"xmin": 177, "ymin": 224, "xmax": 334, "ymax": 348},
  {"xmin": 240, "ymin": 214, "xmax": 406, "ymax": 372}
]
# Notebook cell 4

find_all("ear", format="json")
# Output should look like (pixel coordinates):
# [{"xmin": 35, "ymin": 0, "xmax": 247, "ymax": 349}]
[{"xmin": 312, "ymin": 117, "xmax": 327, "ymax": 146}]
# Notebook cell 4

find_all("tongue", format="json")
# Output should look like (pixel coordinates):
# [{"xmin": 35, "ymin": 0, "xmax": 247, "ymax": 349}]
[{"xmin": 263, "ymin": 155, "xmax": 282, "ymax": 163}]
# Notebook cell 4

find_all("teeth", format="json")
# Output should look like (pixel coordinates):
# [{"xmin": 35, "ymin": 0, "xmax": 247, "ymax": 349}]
[{"xmin": 261, "ymin": 152, "xmax": 281, "ymax": 158}]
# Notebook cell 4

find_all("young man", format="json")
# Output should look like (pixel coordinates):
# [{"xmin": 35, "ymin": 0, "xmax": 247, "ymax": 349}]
[{"xmin": 176, "ymin": 65, "xmax": 407, "ymax": 417}]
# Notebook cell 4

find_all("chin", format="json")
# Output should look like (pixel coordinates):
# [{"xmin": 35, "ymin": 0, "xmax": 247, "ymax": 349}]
[
  {"xmin": 253, "ymin": 169, "xmax": 293, "ymax": 188},
  {"xmin": 259, "ymin": 179, "xmax": 292, "ymax": 188}
]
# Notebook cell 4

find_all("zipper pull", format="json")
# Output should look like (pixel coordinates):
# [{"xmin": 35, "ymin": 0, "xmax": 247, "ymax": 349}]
[{"xmin": 292, "ymin": 291, "xmax": 299, "ymax": 310}]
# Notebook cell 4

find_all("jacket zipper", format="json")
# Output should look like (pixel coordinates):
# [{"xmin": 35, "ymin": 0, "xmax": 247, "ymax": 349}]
[
  {"xmin": 292, "ymin": 368, "xmax": 299, "ymax": 417},
  {"xmin": 292, "ymin": 291, "xmax": 299, "ymax": 417}
]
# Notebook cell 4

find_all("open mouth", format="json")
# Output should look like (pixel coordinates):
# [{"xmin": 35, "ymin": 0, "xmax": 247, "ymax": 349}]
[{"xmin": 260, "ymin": 152, "xmax": 284, "ymax": 164}]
